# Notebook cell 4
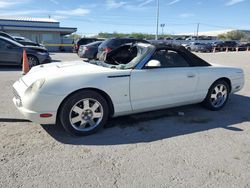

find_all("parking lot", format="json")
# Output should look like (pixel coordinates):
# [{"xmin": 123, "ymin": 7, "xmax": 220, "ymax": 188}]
[{"xmin": 0, "ymin": 52, "xmax": 250, "ymax": 187}]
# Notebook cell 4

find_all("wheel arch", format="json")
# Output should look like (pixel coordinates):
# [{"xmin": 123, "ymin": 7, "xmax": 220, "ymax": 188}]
[
  {"xmin": 56, "ymin": 87, "xmax": 115, "ymax": 123},
  {"xmin": 213, "ymin": 77, "xmax": 232, "ymax": 93},
  {"xmin": 26, "ymin": 54, "xmax": 39, "ymax": 64}
]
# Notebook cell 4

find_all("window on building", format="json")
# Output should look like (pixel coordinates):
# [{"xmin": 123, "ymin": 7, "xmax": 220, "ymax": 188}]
[{"xmin": 42, "ymin": 34, "xmax": 53, "ymax": 41}]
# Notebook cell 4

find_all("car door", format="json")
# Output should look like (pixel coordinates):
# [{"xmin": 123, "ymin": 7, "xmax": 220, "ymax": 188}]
[
  {"xmin": 130, "ymin": 49, "xmax": 199, "ymax": 112},
  {"xmin": 0, "ymin": 39, "xmax": 22, "ymax": 65}
]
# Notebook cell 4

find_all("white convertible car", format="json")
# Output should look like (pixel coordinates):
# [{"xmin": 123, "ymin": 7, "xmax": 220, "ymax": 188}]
[{"xmin": 13, "ymin": 43, "xmax": 244, "ymax": 136}]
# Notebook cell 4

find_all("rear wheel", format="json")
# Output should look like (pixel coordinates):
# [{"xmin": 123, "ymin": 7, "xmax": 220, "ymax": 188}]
[
  {"xmin": 59, "ymin": 90, "xmax": 109, "ymax": 136},
  {"xmin": 202, "ymin": 80, "xmax": 229, "ymax": 111}
]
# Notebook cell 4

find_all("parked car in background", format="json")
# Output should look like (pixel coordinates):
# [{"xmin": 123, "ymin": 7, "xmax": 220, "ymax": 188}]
[
  {"xmin": 187, "ymin": 42, "xmax": 212, "ymax": 52},
  {"xmin": 237, "ymin": 42, "xmax": 250, "ymax": 51},
  {"xmin": 0, "ymin": 31, "xmax": 44, "ymax": 48},
  {"xmin": 223, "ymin": 41, "xmax": 238, "ymax": 50},
  {"xmin": 185, "ymin": 36, "xmax": 198, "ymax": 41},
  {"xmin": 0, "ymin": 36, "xmax": 51, "ymax": 67},
  {"xmin": 78, "ymin": 41, "xmax": 103, "ymax": 59},
  {"xmin": 211, "ymin": 41, "xmax": 224, "ymax": 48},
  {"xmin": 13, "ymin": 36, "xmax": 44, "ymax": 47},
  {"xmin": 73, "ymin": 38, "xmax": 101, "ymax": 53},
  {"xmin": 212, "ymin": 40, "xmax": 237, "ymax": 51},
  {"xmin": 97, "ymin": 38, "xmax": 149, "ymax": 60},
  {"xmin": 13, "ymin": 43, "xmax": 244, "ymax": 136}
]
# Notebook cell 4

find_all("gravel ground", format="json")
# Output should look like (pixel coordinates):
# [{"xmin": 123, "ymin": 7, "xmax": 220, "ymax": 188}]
[{"xmin": 0, "ymin": 52, "xmax": 250, "ymax": 188}]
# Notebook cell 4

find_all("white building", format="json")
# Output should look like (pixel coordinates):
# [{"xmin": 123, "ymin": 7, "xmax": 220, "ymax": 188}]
[{"xmin": 0, "ymin": 17, "xmax": 77, "ymax": 51}]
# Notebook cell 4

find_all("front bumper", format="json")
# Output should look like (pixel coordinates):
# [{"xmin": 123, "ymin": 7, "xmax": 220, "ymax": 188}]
[
  {"xmin": 41, "ymin": 55, "xmax": 52, "ymax": 64},
  {"xmin": 12, "ymin": 79, "xmax": 60, "ymax": 125},
  {"xmin": 13, "ymin": 97, "xmax": 56, "ymax": 124}
]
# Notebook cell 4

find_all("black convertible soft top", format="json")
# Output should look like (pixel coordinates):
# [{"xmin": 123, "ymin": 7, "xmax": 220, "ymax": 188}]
[
  {"xmin": 154, "ymin": 43, "xmax": 211, "ymax": 67},
  {"xmin": 104, "ymin": 42, "xmax": 211, "ymax": 67}
]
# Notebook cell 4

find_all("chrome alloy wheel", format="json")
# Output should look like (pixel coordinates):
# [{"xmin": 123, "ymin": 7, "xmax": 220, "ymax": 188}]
[
  {"xmin": 210, "ymin": 84, "xmax": 228, "ymax": 108},
  {"xmin": 28, "ymin": 56, "xmax": 38, "ymax": 68},
  {"xmin": 69, "ymin": 98, "xmax": 103, "ymax": 131}
]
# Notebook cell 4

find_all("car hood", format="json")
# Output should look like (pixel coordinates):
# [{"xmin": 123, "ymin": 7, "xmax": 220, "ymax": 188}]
[
  {"xmin": 25, "ymin": 45, "xmax": 47, "ymax": 51},
  {"xmin": 21, "ymin": 61, "xmax": 119, "ymax": 86}
]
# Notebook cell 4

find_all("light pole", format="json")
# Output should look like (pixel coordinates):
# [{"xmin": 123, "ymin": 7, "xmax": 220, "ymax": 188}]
[
  {"xmin": 155, "ymin": 0, "xmax": 159, "ymax": 40},
  {"xmin": 160, "ymin": 23, "xmax": 165, "ymax": 36},
  {"xmin": 196, "ymin": 23, "xmax": 200, "ymax": 40}
]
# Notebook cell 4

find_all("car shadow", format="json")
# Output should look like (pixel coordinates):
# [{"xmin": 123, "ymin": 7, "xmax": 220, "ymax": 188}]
[
  {"xmin": 0, "ymin": 118, "xmax": 31, "ymax": 122},
  {"xmin": 41, "ymin": 94, "xmax": 250, "ymax": 145},
  {"xmin": 0, "ymin": 66, "xmax": 20, "ymax": 71},
  {"xmin": 51, "ymin": 60, "xmax": 61, "ymax": 63}
]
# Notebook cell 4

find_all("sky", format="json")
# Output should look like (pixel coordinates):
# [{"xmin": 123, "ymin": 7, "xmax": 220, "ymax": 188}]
[{"xmin": 0, "ymin": 0, "xmax": 250, "ymax": 36}]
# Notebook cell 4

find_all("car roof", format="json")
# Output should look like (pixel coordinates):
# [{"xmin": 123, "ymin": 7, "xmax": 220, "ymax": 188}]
[
  {"xmin": 109, "ymin": 37, "xmax": 146, "ymax": 41},
  {"xmin": 0, "ymin": 31, "xmax": 15, "ymax": 40},
  {"xmin": 85, "ymin": 41, "xmax": 103, "ymax": 46},
  {"xmin": 0, "ymin": 36, "xmax": 23, "ymax": 47}
]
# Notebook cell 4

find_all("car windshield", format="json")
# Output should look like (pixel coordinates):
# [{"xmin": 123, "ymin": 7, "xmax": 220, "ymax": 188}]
[
  {"xmin": 16, "ymin": 37, "xmax": 33, "ymax": 42},
  {"xmin": 90, "ymin": 43, "xmax": 152, "ymax": 70},
  {"xmin": 120, "ymin": 44, "xmax": 151, "ymax": 69}
]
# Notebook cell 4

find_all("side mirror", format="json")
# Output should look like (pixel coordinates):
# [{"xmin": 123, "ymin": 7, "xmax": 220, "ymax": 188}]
[{"xmin": 145, "ymin": 60, "xmax": 161, "ymax": 68}]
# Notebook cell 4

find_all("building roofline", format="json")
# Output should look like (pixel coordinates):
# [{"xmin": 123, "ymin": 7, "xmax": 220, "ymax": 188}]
[
  {"xmin": 0, "ymin": 24, "xmax": 76, "ymax": 30},
  {"xmin": 0, "ymin": 18, "xmax": 59, "ymax": 24}
]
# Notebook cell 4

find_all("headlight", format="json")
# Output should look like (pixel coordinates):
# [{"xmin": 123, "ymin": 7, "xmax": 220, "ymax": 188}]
[
  {"xmin": 25, "ymin": 78, "xmax": 45, "ymax": 95},
  {"xmin": 37, "ymin": 52, "xmax": 48, "ymax": 55}
]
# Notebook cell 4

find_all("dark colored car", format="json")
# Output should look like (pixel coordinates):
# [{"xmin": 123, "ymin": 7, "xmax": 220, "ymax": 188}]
[
  {"xmin": 211, "ymin": 41, "xmax": 224, "ymax": 48},
  {"xmin": 73, "ymin": 38, "xmax": 101, "ymax": 53},
  {"xmin": 13, "ymin": 36, "xmax": 44, "ymax": 47},
  {"xmin": 212, "ymin": 40, "xmax": 237, "ymax": 51},
  {"xmin": 0, "ymin": 31, "xmax": 44, "ymax": 47},
  {"xmin": 237, "ymin": 42, "xmax": 250, "ymax": 51},
  {"xmin": 0, "ymin": 36, "xmax": 51, "ymax": 67},
  {"xmin": 97, "ymin": 38, "xmax": 149, "ymax": 60},
  {"xmin": 78, "ymin": 41, "xmax": 103, "ymax": 59},
  {"xmin": 223, "ymin": 41, "xmax": 237, "ymax": 48},
  {"xmin": 187, "ymin": 42, "xmax": 212, "ymax": 52}
]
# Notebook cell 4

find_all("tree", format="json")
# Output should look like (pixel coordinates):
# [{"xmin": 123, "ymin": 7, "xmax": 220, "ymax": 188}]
[
  {"xmin": 218, "ymin": 30, "xmax": 248, "ymax": 41},
  {"xmin": 68, "ymin": 33, "xmax": 82, "ymax": 41},
  {"xmin": 218, "ymin": 33, "xmax": 227, "ymax": 40},
  {"xmin": 226, "ymin": 30, "xmax": 247, "ymax": 40}
]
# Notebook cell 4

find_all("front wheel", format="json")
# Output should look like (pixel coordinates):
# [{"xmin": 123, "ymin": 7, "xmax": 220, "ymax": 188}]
[
  {"xmin": 202, "ymin": 80, "xmax": 229, "ymax": 111},
  {"xmin": 27, "ymin": 55, "xmax": 39, "ymax": 68},
  {"xmin": 59, "ymin": 90, "xmax": 109, "ymax": 136}
]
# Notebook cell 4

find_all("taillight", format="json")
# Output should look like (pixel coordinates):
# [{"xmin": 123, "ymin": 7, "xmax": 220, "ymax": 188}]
[
  {"xmin": 75, "ymin": 44, "xmax": 79, "ymax": 49},
  {"xmin": 104, "ymin": 47, "xmax": 112, "ymax": 53}
]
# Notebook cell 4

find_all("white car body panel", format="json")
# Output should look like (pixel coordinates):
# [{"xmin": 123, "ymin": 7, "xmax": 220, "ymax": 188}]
[
  {"xmin": 130, "ymin": 67, "xmax": 199, "ymax": 112},
  {"xmin": 12, "ymin": 55, "xmax": 244, "ymax": 125}
]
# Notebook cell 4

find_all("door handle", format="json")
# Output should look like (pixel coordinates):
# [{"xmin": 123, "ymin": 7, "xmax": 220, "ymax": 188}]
[{"xmin": 187, "ymin": 74, "xmax": 196, "ymax": 78}]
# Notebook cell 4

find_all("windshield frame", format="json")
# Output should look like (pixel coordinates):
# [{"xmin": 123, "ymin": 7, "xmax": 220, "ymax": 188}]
[
  {"xmin": 89, "ymin": 43, "xmax": 155, "ymax": 70},
  {"xmin": 106, "ymin": 43, "xmax": 155, "ymax": 70}
]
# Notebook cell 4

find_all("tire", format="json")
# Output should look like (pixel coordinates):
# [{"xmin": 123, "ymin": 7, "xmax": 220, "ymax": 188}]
[
  {"xmin": 27, "ymin": 55, "xmax": 39, "ymax": 68},
  {"xmin": 202, "ymin": 80, "xmax": 230, "ymax": 111},
  {"xmin": 59, "ymin": 90, "xmax": 109, "ymax": 136}
]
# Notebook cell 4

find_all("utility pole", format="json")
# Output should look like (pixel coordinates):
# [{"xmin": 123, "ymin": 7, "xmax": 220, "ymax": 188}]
[
  {"xmin": 155, "ymin": 0, "xmax": 160, "ymax": 40},
  {"xmin": 196, "ymin": 23, "xmax": 200, "ymax": 40}
]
